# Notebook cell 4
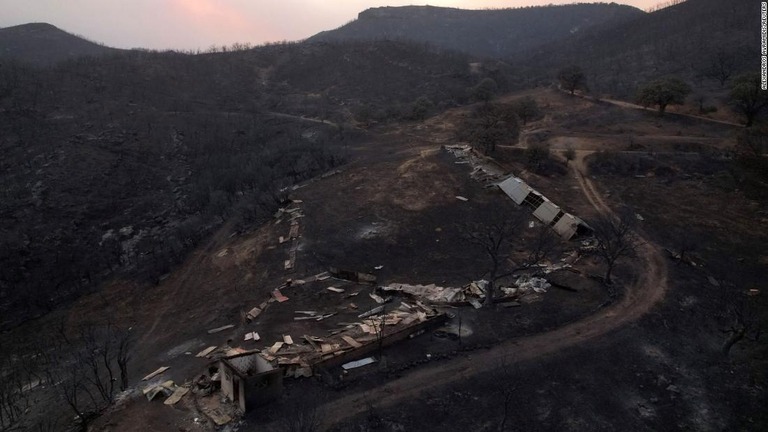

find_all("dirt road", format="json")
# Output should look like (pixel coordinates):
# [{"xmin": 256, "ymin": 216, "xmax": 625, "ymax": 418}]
[{"xmin": 286, "ymin": 149, "xmax": 669, "ymax": 429}]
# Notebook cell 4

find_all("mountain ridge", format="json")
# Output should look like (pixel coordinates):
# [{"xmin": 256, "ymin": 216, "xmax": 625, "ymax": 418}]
[{"xmin": 308, "ymin": 4, "xmax": 645, "ymax": 59}]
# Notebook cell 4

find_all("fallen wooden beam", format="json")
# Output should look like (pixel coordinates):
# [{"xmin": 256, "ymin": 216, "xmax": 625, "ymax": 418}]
[{"xmin": 142, "ymin": 366, "xmax": 170, "ymax": 381}]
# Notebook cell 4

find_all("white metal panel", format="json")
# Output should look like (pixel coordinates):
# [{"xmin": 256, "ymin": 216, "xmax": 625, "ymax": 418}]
[
  {"xmin": 553, "ymin": 213, "xmax": 579, "ymax": 239},
  {"xmin": 533, "ymin": 200, "xmax": 560, "ymax": 224},
  {"xmin": 498, "ymin": 177, "xmax": 532, "ymax": 205}
]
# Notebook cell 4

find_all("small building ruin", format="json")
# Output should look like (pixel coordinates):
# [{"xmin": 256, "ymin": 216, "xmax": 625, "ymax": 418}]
[{"xmin": 219, "ymin": 351, "xmax": 283, "ymax": 412}]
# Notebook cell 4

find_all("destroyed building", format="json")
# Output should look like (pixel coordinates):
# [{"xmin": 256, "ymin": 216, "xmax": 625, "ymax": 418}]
[
  {"xmin": 219, "ymin": 351, "xmax": 283, "ymax": 412},
  {"xmin": 498, "ymin": 176, "xmax": 592, "ymax": 240}
]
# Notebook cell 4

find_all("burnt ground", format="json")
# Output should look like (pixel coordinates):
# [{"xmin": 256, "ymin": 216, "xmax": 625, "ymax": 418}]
[{"xmin": 10, "ymin": 88, "xmax": 766, "ymax": 431}]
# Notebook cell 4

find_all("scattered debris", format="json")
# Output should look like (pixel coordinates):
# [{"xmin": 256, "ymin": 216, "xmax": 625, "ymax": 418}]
[
  {"xmin": 468, "ymin": 299, "xmax": 483, "ymax": 309},
  {"xmin": 208, "ymin": 324, "xmax": 235, "ymax": 334},
  {"xmin": 196, "ymin": 346, "xmax": 217, "ymax": 358},
  {"xmin": 269, "ymin": 342, "xmax": 284, "ymax": 354},
  {"xmin": 708, "ymin": 276, "xmax": 720, "ymax": 287},
  {"xmin": 142, "ymin": 366, "xmax": 170, "ymax": 381},
  {"xmin": 283, "ymin": 335, "xmax": 294, "ymax": 345},
  {"xmin": 246, "ymin": 307, "xmax": 262, "ymax": 321},
  {"xmin": 514, "ymin": 276, "xmax": 551, "ymax": 294},
  {"xmin": 456, "ymin": 196, "xmax": 469, "ymax": 202},
  {"xmin": 272, "ymin": 289, "xmax": 289, "ymax": 303},
  {"xmin": 326, "ymin": 287, "xmax": 345, "ymax": 293},
  {"xmin": 143, "ymin": 380, "xmax": 175, "ymax": 401},
  {"xmin": 381, "ymin": 281, "xmax": 487, "ymax": 304},
  {"xmin": 342, "ymin": 357, "xmax": 376, "ymax": 370},
  {"xmin": 164, "ymin": 386, "xmax": 190, "ymax": 405},
  {"xmin": 295, "ymin": 310, "xmax": 318, "ymax": 316},
  {"xmin": 341, "ymin": 335, "xmax": 363, "ymax": 348},
  {"xmin": 358, "ymin": 305, "xmax": 385, "ymax": 319},
  {"xmin": 748, "ymin": 289, "xmax": 760, "ymax": 296},
  {"xmin": 636, "ymin": 213, "xmax": 645, "ymax": 221},
  {"xmin": 374, "ymin": 265, "xmax": 384, "ymax": 270},
  {"xmin": 369, "ymin": 292, "xmax": 386, "ymax": 304},
  {"xmin": 244, "ymin": 332, "xmax": 260, "ymax": 341}
]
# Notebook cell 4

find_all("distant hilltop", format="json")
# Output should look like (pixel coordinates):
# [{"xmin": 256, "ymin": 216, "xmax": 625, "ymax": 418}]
[
  {"xmin": 309, "ymin": 4, "xmax": 644, "ymax": 59},
  {"xmin": 0, "ymin": 22, "xmax": 118, "ymax": 66}
]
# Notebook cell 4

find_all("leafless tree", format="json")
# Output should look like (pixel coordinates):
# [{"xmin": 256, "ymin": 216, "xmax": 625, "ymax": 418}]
[
  {"xmin": 590, "ymin": 211, "xmax": 641, "ymax": 288},
  {"xmin": 464, "ymin": 214, "xmax": 557, "ymax": 306},
  {"xmin": 712, "ymin": 266, "xmax": 762, "ymax": 357},
  {"xmin": 721, "ymin": 293, "xmax": 761, "ymax": 357},
  {"xmin": 704, "ymin": 51, "xmax": 736, "ymax": 87}
]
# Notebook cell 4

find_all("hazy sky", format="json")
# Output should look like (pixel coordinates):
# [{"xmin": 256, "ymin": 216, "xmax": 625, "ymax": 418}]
[{"xmin": 0, "ymin": 0, "xmax": 659, "ymax": 51}]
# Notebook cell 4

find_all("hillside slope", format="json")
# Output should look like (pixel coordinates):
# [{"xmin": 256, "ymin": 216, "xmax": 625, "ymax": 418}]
[
  {"xmin": 308, "ymin": 4, "xmax": 644, "ymax": 58},
  {"xmin": 520, "ymin": 0, "xmax": 756, "ymax": 97},
  {"xmin": 0, "ymin": 40, "xmax": 481, "ymax": 329},
  {"xmin": 0, "ymin": 23, "xmax": 118, "ymax": 66}
]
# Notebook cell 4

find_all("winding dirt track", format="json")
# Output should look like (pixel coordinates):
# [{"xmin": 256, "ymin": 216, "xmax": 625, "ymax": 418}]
[{"xmin": 310, "ymin": 150, "xmax": 668, "ymax": 429}]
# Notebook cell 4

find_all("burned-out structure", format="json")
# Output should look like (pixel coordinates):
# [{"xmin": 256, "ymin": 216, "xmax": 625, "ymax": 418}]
[
  {"xmin": 498, "ymin": 176, "xmax": 592, "ymax": 239},
  {"xmin": 219, "ymin": 351, "xmax": 283, "ymax": 412}
]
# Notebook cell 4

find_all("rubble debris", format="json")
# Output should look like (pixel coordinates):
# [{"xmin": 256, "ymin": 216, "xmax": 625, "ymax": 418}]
[
  {"xmin": 358, "ymin": 305, "xmax": 385, "ymax": 319},
  {"xmin": 143, "ymin": 380, "xmax": 175, "ymax": 401},
  {"xmin": 283, "ymin": 335, "xmax": 294, "ymax": 345},
  {"xmin": 142, "ymin": 366, "xmax": 170, "ymax": 381},
  {"xmin": 288, "ymin": 223, "xmax": 300, "ymax": 239},
  {"xmin": 272, "ymin": 289, "xmax": 289, "ymax": 303},
  {"xmin": 269, "ymin": 342, "xmax": 285, "ymax": 354},
  {"xmin": 468, "ymin": 299, "xmax": 483, "ymax": 309},
  {"xmin": 164, "ymin": 386, "xmax": 190, "ymax": 405},
  {"xmin": 515, "ymin": 276, "xmax": 551, "ymax": 294},
  {"xmin": 246, "ymin": 307, "xmax": 262, "ymax": 321},
  {"xmin": 342, "ymin": 357, "xmax": 376, "ymax": 370},
  {"xmin": 244, "ymin": 332, "xmax": 260, "ymax": 341},
  {"xmin": 295, "ymin": 311, "xmax": 318, "ymax": 316},
  {"xmin": 208, "ymin": 324, "xmax": 235, "ymax": 334},
  {"xmin": 369, "ymin": 292, "xmax": 386, "ymax": 304},
  {"xmin": 196, "ymin": 346, "xmax": 217, "ymax": 358},
  {"xmin": 225, "ymin": 347, "xmax": 252, "ymax": 357},
  {"xmin": 381, "ymin": 281, "xmax": 486, "ymax": 304},
  {"xmin": 327, "ymin": 287, "xmax": 345, "ymax": 293},
  {"xmin": 349, "ymin": 303, "xmax": 358, "ymax": 309},
  {"xmin": 341, "ymin": 335, "xmax": 362, "ymax": 348}
]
